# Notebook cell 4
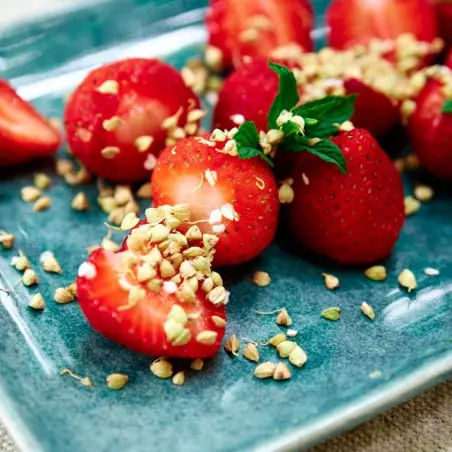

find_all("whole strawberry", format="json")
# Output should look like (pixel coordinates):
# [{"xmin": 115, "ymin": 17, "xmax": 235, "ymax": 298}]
[
  {"xmin": 65, "ymin": 58, "xmax": 201, "ymax": 182},
  {"xmin": 205, "ymin": 0, "xmax": 313, "ymax": 71},
  {"xmin": 289, "ymin": 128, "xmax": 405, "ymax": 264},
  {"xmin": 151, "ymin": 133, "xmax": 280, "ymax": 266},
  {"xmin": 406, "ymin": 73, "xmax": 452, "ymax": 179}
]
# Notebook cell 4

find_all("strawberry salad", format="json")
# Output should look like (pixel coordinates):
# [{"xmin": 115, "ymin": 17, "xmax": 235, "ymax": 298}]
[{"xmin": 1, "ymin": 0, "xmax": 451, "ymax": 385}]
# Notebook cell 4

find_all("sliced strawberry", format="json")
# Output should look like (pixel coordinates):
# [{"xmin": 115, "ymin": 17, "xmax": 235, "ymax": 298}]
[
  {"xmin": 78, "ymin": 240, "xmax": 227, "ymax": 358},
  {"xmin": 151, "ymin": 135, "xmax": 280, "ymax": 266},
  {"xmin": 64, "ymin": 58, "xmax": 201, "ymax": 183},
  {"xmin": 326, "ymin": 0, "xmax": 439, "ymax": 52},
  {"xmin": 205, "ymin": 0, "xmax": 313, "ymax": 71},
  {"xmin": 0, "ymin": 79, "xmax": 61, "ymax": 166},
  {"xmin": 344, "ymin": 78, "xmax": 400, "ymax": 136}
]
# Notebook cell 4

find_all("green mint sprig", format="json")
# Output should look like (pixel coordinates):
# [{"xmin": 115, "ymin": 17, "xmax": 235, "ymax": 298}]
[
  {"xmin": 442, "ymin": 99, "xmax": 452, "ymax": 114},
  {"xmin": 234, "ymin": 61, "xmax": 357, "ymax": 174}
]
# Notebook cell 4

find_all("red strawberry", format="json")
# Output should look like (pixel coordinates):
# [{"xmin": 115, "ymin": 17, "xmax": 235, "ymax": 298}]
[
  {"xmin": 0, "ymin": 79, "xmax": 61, "ymax": 166},
  {"xmin": 326, "ymin": 0, "xmax": 439, "ymax": 53},
  {"xmin": 205, "ymin": 0, "xmax": 313, "ymax": 71},
  {"xmin": 151, "ymin": 135, "xmax": 280, "ymax": 266},
  {"xmin": 213, "ymin": 58, "xmax": 281, "ymax": 132},
  {"xmin": 406, "ymin": 76, "xmax": 452, "ymax": 179},
  {"xmin": 344, "ymin": 78, "xmax": 400, "ymax": 137},
  {"xmin": 288, "ymin": 128, "xmax": 405, "ymax": 264},
  {"xmin": 77, "ymin": 215, "xmax": 229, "ymax": 358},
  {"xmin": 65, "ymin": 58, "xmax": 201, "ymax": 183},
  {"xmin": 434, "ymin": 0, "xmax": 452, "ymax": 47}
]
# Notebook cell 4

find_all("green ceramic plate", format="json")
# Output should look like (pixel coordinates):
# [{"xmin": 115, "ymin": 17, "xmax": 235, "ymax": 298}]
[{"xmin": 1, "ymin": 1, "xmax": 451, "ymax": 451}]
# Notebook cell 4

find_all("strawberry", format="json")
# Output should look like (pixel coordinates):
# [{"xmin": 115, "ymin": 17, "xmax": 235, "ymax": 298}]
[
  {"xmin": 406, "ymin": 74, "xmax": 452, "ymax": 179},
  {"xmin": 213, "ymin": 58, "xmax": 284, "ymax": 132},
  {"xmin": 288, "ymin": 128, "xmax": 405, "ymax": 264},
  {"xmin": 343, "ymin": 78, "xmax": 400, "ymax": 137},
  {"xmin": 0, "ymin": 79, "xmax": 61, "ymax": 166},
  {"xmin": 64, "ymin": 58, "xmax": 202, "ymax": 183},
  {"xmin": 77, "ymin": 207, "xmax": 229, "ymax": 358},
  {"xmin": 151, "ymin": 134, "xmax": 280, "ymax": 266},
  {"xmin": 205, "ymin": 0, "xmax": 313, "ymax": 71},
  {"xmin": 326, "ymin": 0, "xmax": 439, "ymax": 53}
]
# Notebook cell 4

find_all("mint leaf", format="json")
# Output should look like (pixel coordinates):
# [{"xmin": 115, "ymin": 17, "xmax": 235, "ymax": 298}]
[
  {"xmin": 442, "ymin": 99, "xmax": 452, "ymax": 114},
  {"xmin": 267, "ymin": 61, "xmax": 299, "ymax": 130},
  {"xmin": 279, "ymin": 136, "xmax": 347, "ymax": 174},
  {"xmin": 234, "ymin": 121, "xmax": 260, "ymax": 149},
  {"xmin": 294, "ymin": 95, "xmax": 357, "ymax": 138},
  {"xmin": 234, "ymin": 121, "xmax": 274, "ymax": 167}
]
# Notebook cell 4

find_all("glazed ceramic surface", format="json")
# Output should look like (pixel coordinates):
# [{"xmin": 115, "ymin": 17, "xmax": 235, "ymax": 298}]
[{"xmin": 0, "ymin": 1, "xmax": 451, "ymax": 451}]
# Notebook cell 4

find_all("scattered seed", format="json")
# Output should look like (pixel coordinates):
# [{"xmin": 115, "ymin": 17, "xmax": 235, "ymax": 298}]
[
  {"xmin": 136, "ymin": 182, "xmax": 152, "ymax": 199},
  {"xmin": 72, "ymin": 192, "xmax": 90, "ymax": 211},
  {"xmin": 268, "ymin": 333, "xmax": 287, "ymax": 347},
  {"xmin": 288, "ymin": 345, "xmax": 307, "ymax": 368},
  {"xmin": 276, "ymin": 308, "xmax": 292, "ymax": 326},
  {"xmin": 54, "ymin": 287, "xmax": 75, "ymax": 304},
  {"xmin": 369, "ymin": 370, "xmax": 383, "ymax": 379},
  {"xmin": 364, "ymin": 265, "xmax": 387, "ymax": 281},
  {"xmin": 135, "ymin": 135, "xmax": 154, "ymax": 152},
  {"xmin": 97, "ymin": 80, "xmax": 119, "ymax": 94},
  {"xmin": 254, "ymin": 361, "xmax": 276, "ymax": 379},
  {"xmin": 424, "ymin": 267, "xmax": 440, "ymax": 276},
  {"xmin": 21, "ymin": 186, "xmax": 41, "ymax": 202},
  {"xmin": 103, "ymin": 116, "xmax": 121, "ymax": 132},
  {"xmin": 34, "ymin": 173, "xmax": 52, "ymax": 190},
  {"xmin": 41, "ymin": 251, "xmax": 63, "ymax": 274},
  {"xmin": 414, "ymin": 185, "xmax": 434, "ymax": 202},
  {"xmin": 276, "ymin": 340, "xmax": 296, "ymax": 358},
  {"xmin": 55, "ymin": 158, "xmax": 73, "ymax": 176},
  {"xmin": 106, "ymin": 373, "xmax": 128, "ymax": 390},
  {"xmin": 33, "ymin": 196, "xmax": 51, "ymax": 212},
  {"xmin": 224, "ymin": 334, "xmax": 240, "ymax": 355},
  {"xmin": 0, "ymin": 231, "xmax": 14, "ymax": 249},
  {"xmin": 172, "ymin": 371, "xmax": 185, "ymax": 386},
  {"xmin": 273, "ymin": 362, "xmax": 291, "ymax": 380},
  {"xmin": 361, "ymin": 302, "xmax": 375, "ymax": 321},
  {"xmin": 404, "ymin": 196, "xmax": 421, "ymax": 216},
  {"xmin": 398, "ymin": 269, "xmax": 417, "ymax": 292},
  {"xmin": 190, "ymin": 359, "xmax": 204, "ymax": 371},
  {"xmin": 321, "ymin": 307, "xmax": 341, "ymax": 321},
  {"xmin": 108, "ymin": 207, "xmax": 125, "ymax": 225},
  {"xmin": 278, "ymin": 183, "xmax": 294, "ymax": 204},
  {"xmin": 322, "ymin": 273, "xmax": 340, "ymax": 290},
  {"xmin": 11, "ymin": 250, "xmax": 29, "ymax": 271},
  {"xmin": 101, "ymin": 237, "xmax": 120, "ymax": 252},
  {"xmin": 23, "ymin": 269, "xmax": 38, "ymax": 286},
  {"xmin": 211, "ymin": 315, "xmax": 226, "ymax": 328},
  {"xmin": 150, "ymin": 358, "xmax": 173, "ymax": 379},
  {"xmin": 196, "ymin": 330, "xmax": 218, "ymax": 345},
  {"xmin": 67, "ymin": 282, "xmax": 77, "ymax": 297},
  {"xmin": 252, "ymin": 271, "xmax": 271, "ymax": 287},
  {"xmin": 60, "ymin": 368, "xmax": 93, "ymax": 388},
  {"xmin": 28, "ymin": 293, "xmax": 45, "ymax": 310},
  {"xmin": 286, "ymin": 329, "xmax": 298, "ymax": 338},
  {"xmin": 205, "ymin": 45, "xmax": 223, "ymax": 72},
  {"xmin": 101, "ymin": 146, "xmax": 120, "ymax": 159},
  {"xmin": 243, "ymin": 342, "xmax": 260, "ymax": 362}
]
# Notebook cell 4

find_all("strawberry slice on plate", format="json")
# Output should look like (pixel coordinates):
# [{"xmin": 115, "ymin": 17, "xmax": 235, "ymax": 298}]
[
  {"xmin": 0, "ymin": 79, "xmax": 61, "ymax": 167},
  {"xmin": 151, "ymin": 135, "xmax": 280, "ymax": 267},
  {"xmin": 77, "ymin": 208, "xmax": 228, "ymax": 358},
  {"xmin": 65, "ymin": 58, "xmax": 202, "ymax": 183},
  {"xmin": 205, "ymin": 0, "xmax": 313, "ymax": 71}
]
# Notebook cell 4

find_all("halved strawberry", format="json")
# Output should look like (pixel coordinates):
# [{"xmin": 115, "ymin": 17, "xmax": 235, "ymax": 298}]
[
  {"xmin": 205, "ymin": 0, "xmax": 313, "ymax": 71},
  {"xmin": 326, "ymin": 0, "xmax": 439, "ymax": 52},
  {"xmin": 0, "ymin": 79, "xmax": 61, "ymax": 166},
  {"xmin": 77, "ymin": 211, "xmax": 228, "ymax": 358},
  {"xmin": 65, "ymin": 58, "xmax": 201, "ymax": 183},
  {"xmin": 151, "ymin": 135, "xmax": 280, "ymax": 266}
]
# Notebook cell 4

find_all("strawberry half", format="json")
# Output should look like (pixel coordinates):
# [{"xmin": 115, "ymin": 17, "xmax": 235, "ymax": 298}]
[
  {"xmin": 205, "ymin": 0, "xmax": 313, "ymax": 71},
  {"xmin": 326, "ymin": 0, "xmax": 439, "ymax": 53},
  {"xmin": 151, "ymin": 134, "xmax": 280, "ymax": 266},
  {"xmin": 77, "ymin": 208, "xmax": 228, "ymax": 358},
  {"xmin": 0, "ymin": 79, "xmax": 61, "ymax": 166},
  {"xmin": 64, "ymin": 58, "xmax": 201, "ymax": 183},
  {"xmin": 288, "ymin": 128, "xmax": 405, "ymax": 264}
]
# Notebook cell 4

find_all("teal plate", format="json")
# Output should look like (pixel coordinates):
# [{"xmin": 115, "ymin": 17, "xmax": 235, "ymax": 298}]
[{"xmin": 1, "ymin": 1, "xmax": 451, "ymax": 451}]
